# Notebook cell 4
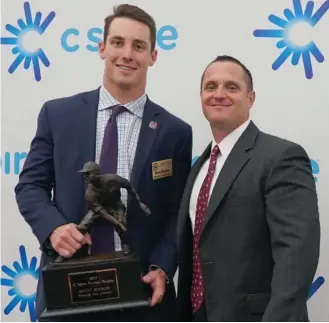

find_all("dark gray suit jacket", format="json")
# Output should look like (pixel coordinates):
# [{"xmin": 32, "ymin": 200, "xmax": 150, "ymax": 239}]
[{"xmin": 176, "ymin": 121, "xmax": 320, "ymax": 321}]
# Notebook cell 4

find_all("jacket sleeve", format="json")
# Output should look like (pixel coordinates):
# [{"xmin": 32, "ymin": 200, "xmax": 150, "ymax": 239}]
[
  {"xmin": 262, "ymin": 143, "xmax": 320, "ymax": 321},
  {"xmin": 15, "ymin": 103, "xmax": 68, "ymax": 252}
]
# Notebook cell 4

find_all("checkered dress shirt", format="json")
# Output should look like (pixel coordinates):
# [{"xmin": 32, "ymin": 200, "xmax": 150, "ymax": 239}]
[{"xmin": 96, "ymin": 85, "xmax": 146, "ymax": 251}]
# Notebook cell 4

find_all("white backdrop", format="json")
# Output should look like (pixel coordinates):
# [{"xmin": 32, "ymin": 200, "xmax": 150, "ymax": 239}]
[{"xmin": 1, "ymin": 0, "xmax": 328, "ymax": 321}]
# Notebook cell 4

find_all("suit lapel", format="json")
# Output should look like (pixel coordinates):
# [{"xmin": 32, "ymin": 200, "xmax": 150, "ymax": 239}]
[
  {"xmin": 130, "ymin": 98, "xmax": 161, "ymax": 192},
  {"xmin": 78, "ymin": 88, "xmax": 99, "ymax": 168},
  {"xmin": 201, "ymin": 122, "xmax": 259, "ymax": 235},
  {"xmin": 177, "ymin": 144, "xmax": 212, "ymax": 251}
]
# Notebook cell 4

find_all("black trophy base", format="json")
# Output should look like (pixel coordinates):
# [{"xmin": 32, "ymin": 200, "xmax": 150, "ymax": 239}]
[{"xmin": 40, "ymin": 251, "xmax": 149, "ymax": 320}]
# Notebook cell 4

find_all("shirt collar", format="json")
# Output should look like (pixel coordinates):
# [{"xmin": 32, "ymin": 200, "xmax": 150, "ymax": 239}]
[
  {"xmin": 98, "ymin": 85, "xmax": 146, "ymax": 118},
  {"xmin": 211, "ymin": 118, "xmax": 251, "ymax": 158}
]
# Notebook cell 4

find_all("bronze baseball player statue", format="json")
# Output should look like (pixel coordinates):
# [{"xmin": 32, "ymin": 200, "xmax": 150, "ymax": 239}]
[{"xmin": 54, "ymin": 161, "xmax": 151, "ymax": 263}]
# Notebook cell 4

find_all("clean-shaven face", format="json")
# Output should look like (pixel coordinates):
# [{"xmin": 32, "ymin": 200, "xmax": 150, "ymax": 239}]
[{"xmin": 99, "ymin": 17, "xmax": 157, "ymax": 90}]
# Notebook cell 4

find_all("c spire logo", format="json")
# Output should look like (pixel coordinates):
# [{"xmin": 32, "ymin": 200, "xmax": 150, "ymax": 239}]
[
  {"xmin": 1, "ymin": 245, "xmax": 39, "ymax": 321},
  {"xmin": 253, "ymin": 0, "xmax": 329, "ymax": 79},
  {"xmin": 0, "ymin": 2, "xmax": 55, "ymax": 82}
]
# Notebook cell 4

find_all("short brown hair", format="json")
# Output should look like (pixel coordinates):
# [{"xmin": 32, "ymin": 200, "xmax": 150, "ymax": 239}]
[
  {"xmin": 201, "ymin": 55, "xmax": 254, "ymax": 91},
  {"xmin": 103, "ymin": 4, "xmax": 157, "ymax": 51}
]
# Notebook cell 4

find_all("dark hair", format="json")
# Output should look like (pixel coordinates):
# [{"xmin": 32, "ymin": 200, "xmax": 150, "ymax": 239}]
[
  {"xmin": 201, "ymin": 55, "xmax": 254, "ymax": 91},
  {"xmin": 103, "ymin": 4, "xmax": 157, "ymax": 51}
]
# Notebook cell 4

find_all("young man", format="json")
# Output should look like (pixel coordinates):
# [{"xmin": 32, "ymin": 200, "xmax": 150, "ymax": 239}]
[
  {"xmin": 176, "ymin": 55, "xmax": 320, "ymax": 321},
  {"xmin": 15, "ymin": 4, "xmax": 192, "ymax": 321}
]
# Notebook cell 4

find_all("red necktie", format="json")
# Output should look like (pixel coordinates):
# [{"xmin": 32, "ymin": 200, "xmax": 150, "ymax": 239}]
[{"xmin": 191, "ymin": 145, "xmax": 220, "ymax": 313}]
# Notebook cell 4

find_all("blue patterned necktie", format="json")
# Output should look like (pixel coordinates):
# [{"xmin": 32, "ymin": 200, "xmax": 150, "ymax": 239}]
[{"xmin": 90, "ymin": 105, "xmax": 127, "ymax": 254}]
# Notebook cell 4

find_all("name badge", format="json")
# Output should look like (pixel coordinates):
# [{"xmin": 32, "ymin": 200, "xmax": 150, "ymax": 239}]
[{"xmin": 152, "ymin": 159, "xmax": 173, "ymax": 180}]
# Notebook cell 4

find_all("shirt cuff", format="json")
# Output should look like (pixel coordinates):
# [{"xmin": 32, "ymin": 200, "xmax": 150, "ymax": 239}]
[{"xmin": 149, "ymin": 265, "xmax": 169, "ymax": 284}]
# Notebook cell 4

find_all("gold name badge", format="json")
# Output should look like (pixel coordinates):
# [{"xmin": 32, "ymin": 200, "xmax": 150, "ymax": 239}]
[{"xmin": 152, "ymin": 159, "xmax": 173, "ymax": 180}]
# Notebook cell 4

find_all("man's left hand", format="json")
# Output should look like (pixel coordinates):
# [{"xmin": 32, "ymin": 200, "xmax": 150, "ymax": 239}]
[{"xmin": 142, "ymin": 269, "xmax": 166, "ymax": 306}]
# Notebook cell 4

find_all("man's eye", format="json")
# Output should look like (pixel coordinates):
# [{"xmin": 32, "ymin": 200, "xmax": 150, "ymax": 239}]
[
  {"xmin": 135, "ymin": 43, "xmax": 145, "ymax": 50},
  {"xmin": 111, "ymin": 40, "xmax": 122, "ymax": 46}
]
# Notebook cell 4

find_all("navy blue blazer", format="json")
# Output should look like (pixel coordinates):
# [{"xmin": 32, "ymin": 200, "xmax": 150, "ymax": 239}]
[{"xmin": 15, "ymin": 88, "xmax": 193, "ymax": 320}]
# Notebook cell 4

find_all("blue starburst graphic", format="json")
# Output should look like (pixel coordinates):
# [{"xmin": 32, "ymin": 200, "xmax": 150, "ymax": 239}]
[
  {"xmin": 0, "ymin": 2, "xmax": 55, "ymax": 82},
  {"xmin": 308, "ymin": 276, "xmax": 325, "ymax": 300},
  {"xmin": 1, "ymin": 245, "xmax": 39, "ymax": 321},
  {"xmin": 253, "ymin": 0, "xmax": 329, "ymax": 79}
]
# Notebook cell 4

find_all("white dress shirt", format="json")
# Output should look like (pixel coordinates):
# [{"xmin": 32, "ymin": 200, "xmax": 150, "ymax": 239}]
[{"xmin": 189, "ymin": 119, "xmax": 251, "ymax": 232}]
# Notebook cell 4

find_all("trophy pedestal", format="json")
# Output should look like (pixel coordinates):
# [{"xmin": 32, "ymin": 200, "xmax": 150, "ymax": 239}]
[{"xmin": 40, "ymin": 251, "xmax": 149, "ymax": 320}]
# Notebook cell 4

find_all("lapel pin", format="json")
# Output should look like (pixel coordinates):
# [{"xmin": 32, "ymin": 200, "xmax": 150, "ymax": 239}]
[{"xmin": 149, "ymin": 121, "xmax": 157, "ymax": 129}]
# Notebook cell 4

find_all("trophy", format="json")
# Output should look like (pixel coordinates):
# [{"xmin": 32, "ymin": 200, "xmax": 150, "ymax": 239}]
[{"xmin": 40, "ymin": 161, "xmax": 151, "ymax": 319}]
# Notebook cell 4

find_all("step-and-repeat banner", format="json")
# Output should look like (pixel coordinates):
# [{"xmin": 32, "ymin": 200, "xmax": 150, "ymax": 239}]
[{"xmin": 1, "ymin": 0, "xmax": 328, "ymax": 321}]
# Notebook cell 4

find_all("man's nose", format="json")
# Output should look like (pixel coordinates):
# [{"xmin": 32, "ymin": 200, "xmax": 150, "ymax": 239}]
[
  {"xmin": 213, "ymin": 86, "xmax": 226, "ymax": 99},
  {"xmin": 122, "ymin": 44, "xmax": 133, "ymax": 60}
]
